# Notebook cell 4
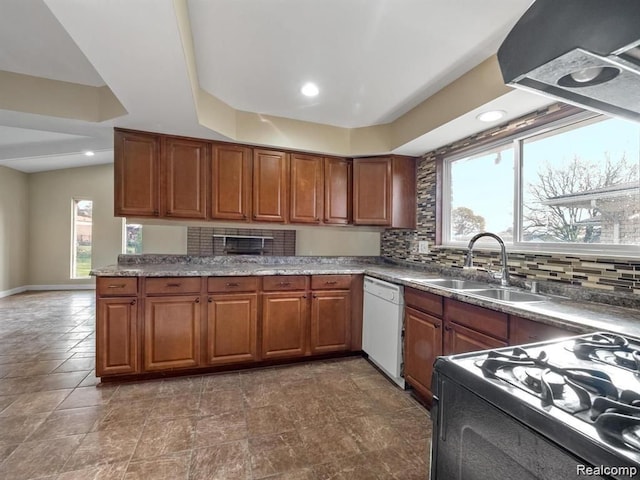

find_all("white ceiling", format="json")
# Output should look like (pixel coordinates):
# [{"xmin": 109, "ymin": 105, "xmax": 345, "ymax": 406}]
[{"xmin": 0, "ymin": 0, "xmax": 554, "ymax": 173}]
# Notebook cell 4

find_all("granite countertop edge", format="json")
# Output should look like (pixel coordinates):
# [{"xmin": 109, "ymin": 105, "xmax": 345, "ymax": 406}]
[{"xmin": 91, "ymin": 261, "xmax": 640, "ymax": 339}]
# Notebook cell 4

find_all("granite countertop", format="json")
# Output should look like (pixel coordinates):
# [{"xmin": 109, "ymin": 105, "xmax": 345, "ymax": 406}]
[{"xmin": 91, "ymin": 256, "xmax": 640, "ymax": 339}]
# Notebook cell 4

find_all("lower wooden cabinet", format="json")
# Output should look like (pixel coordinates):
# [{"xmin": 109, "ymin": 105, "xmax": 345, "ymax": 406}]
[
  {"xmin": 310, "ymin": 290, "xmax": 351, "ymax": 354},
  {"xmin": 96, "ymin": 274, "xmax": 361, "ymax": 379},
  {"xmin": 96, "ymin": 297, "xmax": 139, "ymax": 376},
  {"xmin": 509, "ymin": 316, "xmax": 575, "ymax": 345},
  {"xmin": 262, "ymin": 292, "xmax": 308, "ymax": 359},
  {"xmin": 404, "ymin": 307, "xmax": 442, "ymax": 401},
  {"xmin": 444, "ymin": 321, "xmax": 507, "ymax": 355},
  {"xmin": 143, "ymin": 296, "xmax": 201, "ymax": 371},
  {"xmin": 206, "ymin": 293, "xmax": 258, "ymax": 365}
]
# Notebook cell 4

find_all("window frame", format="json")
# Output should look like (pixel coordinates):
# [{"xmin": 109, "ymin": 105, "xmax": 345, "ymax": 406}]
[{"xmin": 441, "ymin": 111, "xmax": 640, "ymax": 257}]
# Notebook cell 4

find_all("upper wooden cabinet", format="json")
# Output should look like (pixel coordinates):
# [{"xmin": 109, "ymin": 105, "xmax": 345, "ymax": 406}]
[
  {"xmin": 253, "ymin": 149, "xmax": 288, "ymax": 223},
  {"xmin": 352, "ymin": 156, "xmax": 416, "ymax": 228},
  {"xmin": 114, "ymin": 129, "xmax": 160, "ymax": 217},
  {"xmin": 290, "ymin": 153, "xmax": 323, "ymax": 224},
  {"xmin": 161, "ymin": 136, "xmax": 208, "ymax": 219},
  {"xmin": 210, "ymin": 144, "xmax": 252, "ymax": 221},
  {"xmin": 324, "ymin": 157, "xmax": 351, "ymax": 225}
]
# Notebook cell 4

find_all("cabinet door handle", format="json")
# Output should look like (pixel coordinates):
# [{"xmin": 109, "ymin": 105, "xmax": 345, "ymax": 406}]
[
  {"xmin": 166, "ymin": 282, "xmax": 181, "ymax": 287},
  {"xmin": 324, "ymin": 281, "xmax": 337, "ymax": 285},
  {"xmin": 108, "ymin": 284, "xmax": 126, "ymax": 289},
  {"xmin": 226, "ymin": 282, "xmax": 240, "ymax": 287},
  {"xmin": 195, "ymin": 297, "xmax": 200, "ymax": 303},
  {"xmin": 278, "ymin": 282, "xmax": 291, "ymax": 286},
  {"xmin": 130, "ymin": 299, "xmax": 136, "ymax": 305}
]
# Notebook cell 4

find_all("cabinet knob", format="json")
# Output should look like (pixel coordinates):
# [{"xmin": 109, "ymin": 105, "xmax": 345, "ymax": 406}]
[
  {"xmin": 243, "ymin": 215, "xmax": 247, "ymax": 219},
  {"xmin": 303, "ymin": 295, "xmax": 307, "ymax": 299},
  {"xmin": 434, "ymin": 324, "xmax": 440, "ymax": 329},
  {"xmin": 130, "ymin": 299, "xmax": 136, "ymax": 305},
  {"xmin": 153, "ymin": 210, "xmax": 159, "ymax": 216},
  {"xmin": 208, "ymin": 297, "xmax": 212, "ymax": 303},
  {"xmin": 444, "ymin": 325, "xmax": 452, "ymax": 332},
  {"xmin": 195, "ymin": 297, "xmax": 200, "ymax": 303}
]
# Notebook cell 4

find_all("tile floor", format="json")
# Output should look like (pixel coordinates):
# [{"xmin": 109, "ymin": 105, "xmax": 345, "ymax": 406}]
[{"xmin": 0, "ymin": 290, "xmax": 432, "ymax": 479}]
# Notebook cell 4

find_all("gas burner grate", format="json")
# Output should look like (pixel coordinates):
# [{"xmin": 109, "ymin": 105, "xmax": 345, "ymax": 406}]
[
  {"xmin": 571, "ymin": 333, "xmax": 640, "ymax": 373},
  {"xmin": 478, "ymin": 347, "xmax": 618, "ymax": 413}
]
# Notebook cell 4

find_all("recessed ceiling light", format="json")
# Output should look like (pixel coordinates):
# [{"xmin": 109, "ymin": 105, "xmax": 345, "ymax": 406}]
[
  {"xmin": 84, "ymin": 151, "xmax": 95, "ymax": 157},
  {"xmin": 476, "ymin": 110, "xmax": 506, "ymax": 122},
  {"xmin": 301, "ymin": 82, "xmax": 319, "ymax": 97}
]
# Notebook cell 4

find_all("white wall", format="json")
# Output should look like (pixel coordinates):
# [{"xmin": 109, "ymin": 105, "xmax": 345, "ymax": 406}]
[
  {"xmin": 0, "ymin": 166, "xmax": 29, "ymax": 295},
  {"xmin": 29, "ymin": 163, "xmax": 123, "ymax": 287}
]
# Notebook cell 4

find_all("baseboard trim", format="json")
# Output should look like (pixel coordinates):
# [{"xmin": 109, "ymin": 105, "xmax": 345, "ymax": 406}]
[
  {"xmin": 27, "ymin": 284, "xmax": 96, "ymax": 291},
  {"xmin": 0, "ymin": 284, "xmax": 95, "ymax": 298},
  {"xmin": 0, "ymin": 286, "xmax": 28, "ymax": 299}
]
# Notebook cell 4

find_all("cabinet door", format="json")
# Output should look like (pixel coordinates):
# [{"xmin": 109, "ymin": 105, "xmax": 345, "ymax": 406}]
[
  {"xmin": 509, "ymin": 316, "xmax": 575, "ymax": 346},
  {"xmin": 161, "ymin": 137, "xmax": 208, "ymax": 219},
  {"xmin": 211, "ymin": 144, "xmax": 252, "ymax": 221},
  {"xmin": 404, "ymin": 307, "xmax": 442, "ymax": 401},
  {"xmin": 96, "ymin": 297, "xmax": 139, "ymax": 376},
  {"xmin": 290, "ymin": 153, "xmax": 323, "ymax": 224},
  {"xmin": 253, "ymin": 149, "xmax": 288, "ymax": 222},
  {"xmin": 262, "ymin": 292, "xmax": 308, "ymax": 359},
  {"xmin": 114, "ymin": 130, "xmax": 160, "ymax": 217},
  {"xmin": 324, "ymin": 157, "xmax": 351, "ymax": 224},
  {"xmin": 144, "ymin": 296, "xmax": 201, "ymax": 371},
  {"xmin": 444, "ymin": 322, "xmax": 507, "ymax": 356},
  {"xmin": 206, "ymin": 293, "xmax": 258, "ymax": 365},
  {"xmin": 310, "ymin": 290, "xmax": 351, "ymax": 354},
  {"xmin": 352, "ymin": 157, "xmax": 391, "ymax": 225}
]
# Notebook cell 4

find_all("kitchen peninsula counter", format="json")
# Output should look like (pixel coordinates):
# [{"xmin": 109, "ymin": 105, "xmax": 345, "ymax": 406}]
[{"xmin": 91, "ymin": 255, "xmax": 640, "ymax": 345}]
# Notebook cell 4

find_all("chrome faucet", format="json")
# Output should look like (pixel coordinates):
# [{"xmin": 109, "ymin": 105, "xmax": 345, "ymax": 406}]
[{"xmin": 464, "ymin": 232, "xmax": 510, "ymax": 287}]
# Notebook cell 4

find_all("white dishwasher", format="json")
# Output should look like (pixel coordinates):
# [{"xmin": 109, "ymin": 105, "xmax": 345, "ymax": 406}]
[{"xmin": 362, "ymin": 276, "xmax": 405, "ymax": 388}]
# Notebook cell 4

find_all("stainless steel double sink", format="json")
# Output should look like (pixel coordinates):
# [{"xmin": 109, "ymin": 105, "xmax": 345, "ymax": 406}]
[{"xmin": 410, "ymin": 278, "xmax": 549, "ymax": 304}]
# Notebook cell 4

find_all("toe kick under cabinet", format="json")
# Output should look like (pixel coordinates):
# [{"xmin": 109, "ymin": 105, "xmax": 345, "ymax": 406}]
[{"xmin": 95, "ymin": 274, "xmax": 363, "ymax": 380}]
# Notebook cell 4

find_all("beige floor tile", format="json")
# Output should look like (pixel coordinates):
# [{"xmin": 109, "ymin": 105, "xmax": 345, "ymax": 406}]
[
  {"xmin": 190, "ymin": 441, "xmax": 251, "ymax": 480},
  {"xmin": 57, "ymin": 385, "xmax": 116, "ymax": 409},
  {"xmin": 0, "ymin": 434, "xmax": 83, "ymax": 480},
  {"xmin": 195, "ymin": 410, "xmax": 248, "ymax": 448},
  {"xmin": 57, "ymin": 461, "xmax": 128, "ymax": 480},
  {"xmin": 63, "ymin": 426, "xmax": 140, "ymax": 471},
  {"xmin": 0, "ymin": 388, "xmax": 71, "ymax": 416},
  {"xmin": 28, "ymin": 405, "xmax": 105, "ymax": 440},
  {"xmin": 246, "ymin": 404, "xmax": 296, "ymax": 437},
  {"xmin": 132, "ymin": 417, "xmax": 196, "ymax": 459},
  {"xmin": 125, "ymin": 452, "xmax": 191, "ymax": 480}
]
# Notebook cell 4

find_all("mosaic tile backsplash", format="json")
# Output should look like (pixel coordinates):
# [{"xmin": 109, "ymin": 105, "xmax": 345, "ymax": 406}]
[{"xmin": 381, "ymin": 104, "xmax": 640, "ymax": 297}]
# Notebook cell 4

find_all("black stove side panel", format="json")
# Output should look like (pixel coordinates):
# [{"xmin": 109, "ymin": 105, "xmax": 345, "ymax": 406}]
[{"xmin": 430, "ymin": 373, "xmax": 612, "ymax": 480}]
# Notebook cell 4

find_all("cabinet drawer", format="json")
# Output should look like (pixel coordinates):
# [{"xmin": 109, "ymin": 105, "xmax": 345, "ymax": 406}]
[
  {"xmin": 509, "ymin": 316, "xmax": 576, "ymax": 345},
  {"xmin": 208, "ymin": 276, "xmax": 259, "ymax": 293},
  {"xmin": 405, "ymin": 287, "xmax": 443, "ymax": 317},
  {"xmin": 144, "ymin": 277, "xmax": 201, "ymax": 295},
  {"xmin": 311, "ymin": 275, "xmax": 352, "ymax": 290},
  {"xmin": 262, "ymin": 275, "xmax": 307, "ymax": 291},
  {"xmin": 444, "ymin": 298, "xmax": 508, "ymax": 341},
  {"xmin": 97, "ymin": 277, "xmax": 138, "ymax": 296}
]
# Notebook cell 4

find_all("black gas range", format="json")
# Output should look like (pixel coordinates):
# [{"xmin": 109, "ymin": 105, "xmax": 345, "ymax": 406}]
[{"xmin": 430, "ymin": 332, "xmax": 640, "ymax": 480}]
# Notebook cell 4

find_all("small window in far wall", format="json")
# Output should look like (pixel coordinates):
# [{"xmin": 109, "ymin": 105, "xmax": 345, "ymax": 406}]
[
  {"xmin": 125, "ymin": 223, "xmax": 143, "ymax": 254},
  {"xmin": 71, "ymin": 199, "xmax": 93, "ymax": 279}
]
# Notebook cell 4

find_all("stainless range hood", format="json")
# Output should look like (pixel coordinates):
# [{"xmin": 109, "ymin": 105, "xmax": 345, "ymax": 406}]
[{"xmin": 497, "ymin": 0, "xmax": 640, "ymax": 122}]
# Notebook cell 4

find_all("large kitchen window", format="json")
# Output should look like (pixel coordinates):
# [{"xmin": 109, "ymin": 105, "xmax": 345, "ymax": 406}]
[
  {"xmin": 443, "ymin": 114, "xmax": 640, "ymax": 254},
  {"xmin": 71, "ymin": 199, "xmax": 93, "ymax": 278}
]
